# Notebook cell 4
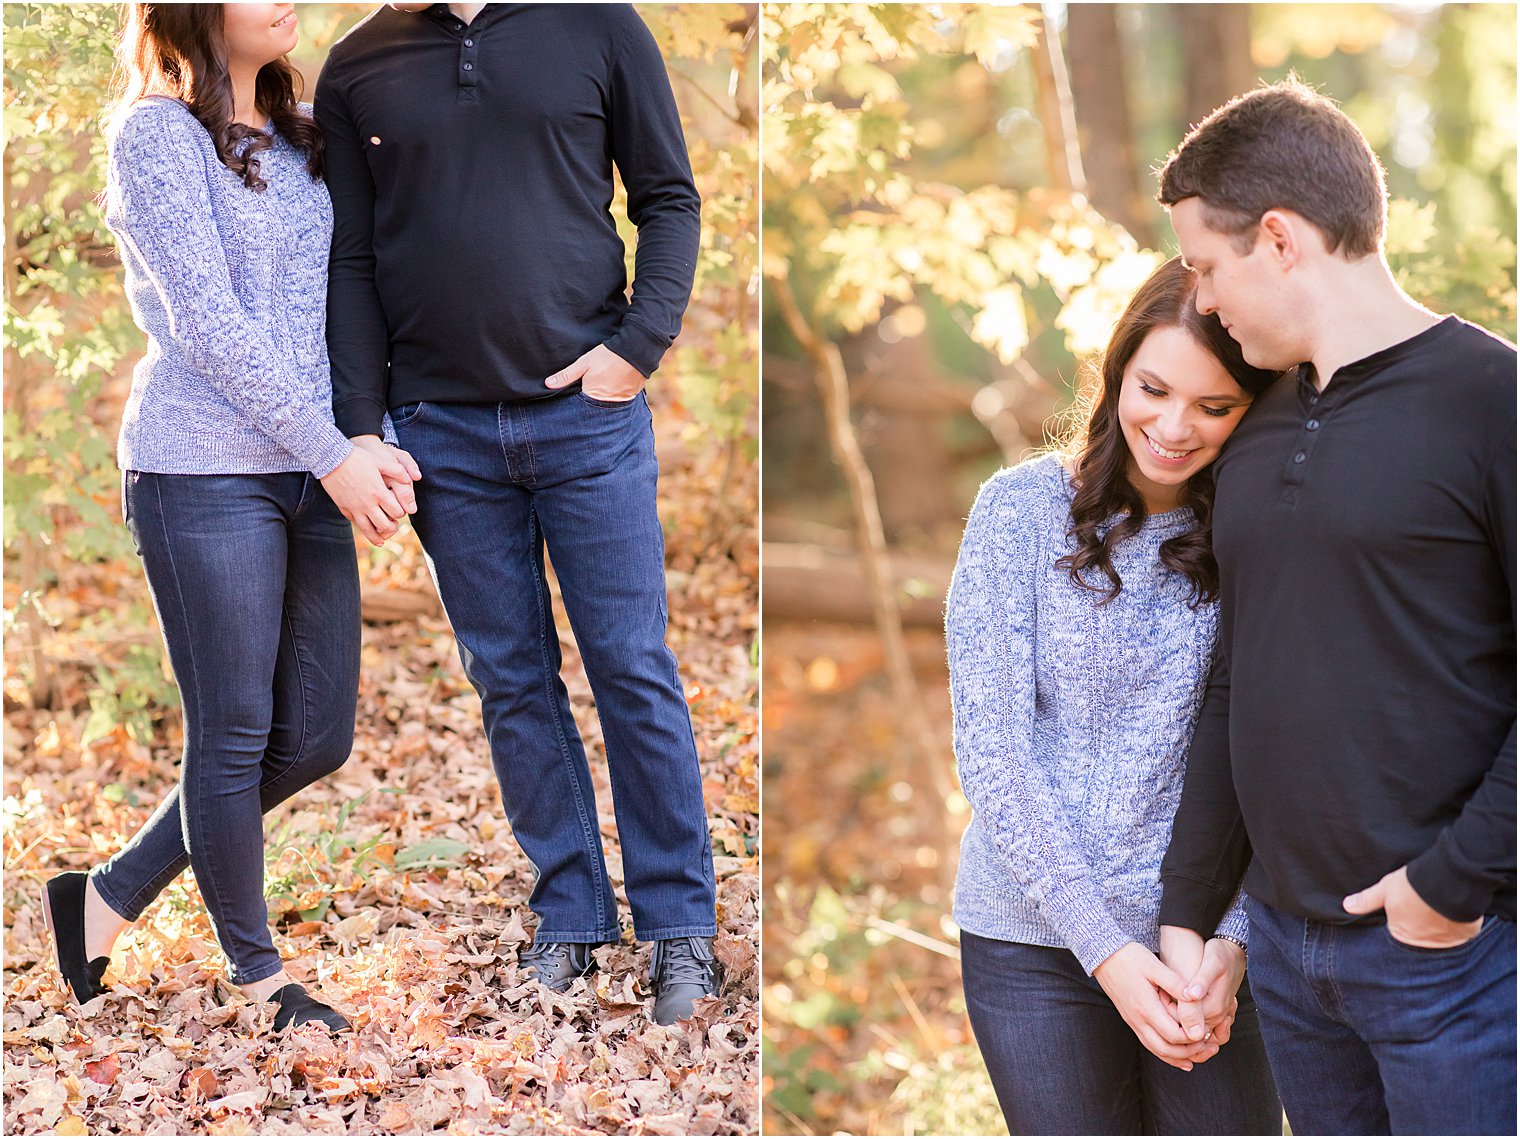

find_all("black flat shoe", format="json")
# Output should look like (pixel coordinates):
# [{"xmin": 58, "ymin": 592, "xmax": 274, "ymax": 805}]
[
  {"xmin": 269, "ymin": 983, "xmax": 350, "ymax": 1032},
  {"xmin": 519, "ymin": 939, "xmax": 604, "ymax": 992},
  {"xmin": 40, "ymin": 871, "xmax": 110, "ymax": 1005}
]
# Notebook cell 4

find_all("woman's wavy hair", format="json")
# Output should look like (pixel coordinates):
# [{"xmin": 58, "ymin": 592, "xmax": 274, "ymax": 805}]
[
  {"xmin": 108, "ymin": 4, "xmax": 322, "ymax": 189},
  {"xmin": 1053, "ymin": 256, "xmax": 1280, "ymax": 606}
]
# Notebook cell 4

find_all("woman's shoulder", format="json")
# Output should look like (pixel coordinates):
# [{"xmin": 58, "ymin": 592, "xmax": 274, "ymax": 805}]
[
  {"xmin": 108, "ymin": 97, "xmax": 208, "ymax": 152},
  {"xmin": 970, "ymin": 453, "xmax": 1071, "ymax": 521}
]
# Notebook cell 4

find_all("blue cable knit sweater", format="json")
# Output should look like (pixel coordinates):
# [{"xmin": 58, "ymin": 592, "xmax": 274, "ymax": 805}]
[
  {"xmin": 947, "ymin": 455, "xmax": 1248, "ymax": 974},
  {"xmin": 105, "ymin": 97, "xmax": 353, "ymax": 478}
]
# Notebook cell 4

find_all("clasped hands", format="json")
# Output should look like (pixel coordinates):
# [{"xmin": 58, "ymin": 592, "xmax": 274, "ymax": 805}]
[
  {"xmin": 321, "ymin": 346, "xmax": 643, "ymax": 546},
  {"xmin": 320, "ymin": 435, "xmax": 421, "ymax": 546},
  {"xmin": 1093, "ymin": 929, "xmax": 1244, "ymax": 1072}
]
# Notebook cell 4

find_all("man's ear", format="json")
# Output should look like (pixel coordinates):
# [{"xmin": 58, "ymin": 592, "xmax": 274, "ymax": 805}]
[{"xmin": 1252, "ymin": 208, "xmax": 1301, "ymax": 270}]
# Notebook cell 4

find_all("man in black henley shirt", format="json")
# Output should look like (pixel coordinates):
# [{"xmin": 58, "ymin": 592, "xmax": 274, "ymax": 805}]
[
  {"xmin": 316, "ymin": 3, "xmax": 719, "ymax": 1025},
  {"xmin": 1151, "ymin": 80, "xmax": 1516, "ymax": 1135}
]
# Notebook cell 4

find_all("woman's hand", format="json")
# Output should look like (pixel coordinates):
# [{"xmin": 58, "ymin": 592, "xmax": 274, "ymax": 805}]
[
  {"xmin": 1092, "ymin": 942, "xmax": 1219, "ymax": 1071},
  {"xmin": 320, "ymin": 440, "xmax": 416, "ymax": 545}
]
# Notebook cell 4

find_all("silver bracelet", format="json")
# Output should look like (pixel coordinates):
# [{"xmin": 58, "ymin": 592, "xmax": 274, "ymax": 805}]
[{"xmin": 1213, "ymin": 933, "xmax": 1248, "ymax": 960}]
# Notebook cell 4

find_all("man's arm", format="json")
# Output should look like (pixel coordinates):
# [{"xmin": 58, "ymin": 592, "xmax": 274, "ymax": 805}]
[
  {"xmin": 1350, "ymin": 424, "xmax": 1516, "ymax": 935},
  {"xmin": 315, "ymin": 57, "xmax": 391, "ymax": 439},
  {"xmin": 1159, "ymin": 635, "xmax": 1253, "ymax": 937},
  {"xmin": 602, "ymin": 7, "xmax": 701, "ymax": 376}
]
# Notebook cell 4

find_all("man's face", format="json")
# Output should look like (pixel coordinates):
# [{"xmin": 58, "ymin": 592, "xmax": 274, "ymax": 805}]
[{"xmin": 1170, "ymin": 197, "xmax": 1306, "ymax": 371}]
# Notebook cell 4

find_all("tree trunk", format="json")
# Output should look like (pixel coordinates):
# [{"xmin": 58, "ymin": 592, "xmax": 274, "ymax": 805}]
[
  {"xmin": 769, "ymin": 278, "xmax": 953, "ymax": 823},
  {"xmin": 1180, "ymin": 5, "xmax": 1257, "ymax": 131},
  {"xmin": 1031, "ymin": 7, "xmax": 1087, "ymax": 197},
  {"xmin": 842, "ymin": 324, "xmax": 966, "ymax": 543},
  {"xmin": 1066, "ymin": 4, "xmax": 1155, "ymax": 246}
]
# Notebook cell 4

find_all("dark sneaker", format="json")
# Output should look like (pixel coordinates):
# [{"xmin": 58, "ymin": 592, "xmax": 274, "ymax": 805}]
[
  {"xmin": 650, "ymin": 936, "xmax": 720, "ymax": 1025},
  {"xmin": 270, "ymin": 982, "xmax": 350, "ymax": 1032},
  {"xmin": 520, "ymin": 939, "xmax": 602, "ymax": 992}
]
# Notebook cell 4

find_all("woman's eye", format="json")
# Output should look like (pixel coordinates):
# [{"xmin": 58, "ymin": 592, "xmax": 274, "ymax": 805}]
[
  {"xmin": 1139, "ymin": 383, "xmax": 1165, "ymax": 397},
  {"xmin": 1202, "ymin": 405, "xmax": 1232, "ymax": 418}
]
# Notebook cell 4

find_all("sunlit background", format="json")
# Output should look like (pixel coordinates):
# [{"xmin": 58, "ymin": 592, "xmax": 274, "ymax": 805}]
[{"xmin": 760, "ymin": 3, "xmax": 1515, "ymax": 1134}]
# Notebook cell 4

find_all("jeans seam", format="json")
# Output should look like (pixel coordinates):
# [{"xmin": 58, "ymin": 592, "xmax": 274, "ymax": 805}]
[
  {"xmin": 151, "ymin": 478, "xmax": 236, "ymax": 967},
  {"xmin": 262, "ymin": 599, "xmax": 313, "ymax": 794},
  {"xmin": 1325, "ymin": 923, "xmax": 1348, "ymax": 1022},
  {"xmin": 496, "ymin": 403, "xmax": 518, "ymax": 484},
  {"xmin": 519, "ymin": 402, "xmax": 538, "ymax": 485},
  {"xmin": 527, "ymin": 505, "xmax": 609, "ymax": 928}
]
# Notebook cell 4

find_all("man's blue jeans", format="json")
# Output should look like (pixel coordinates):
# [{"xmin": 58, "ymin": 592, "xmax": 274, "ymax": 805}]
[
  {"xmin": 93, "ymin": 472, "xmax": 360, "ymax": 984},
  {"xmin": 393, "ymin": 393, "xmax": 717, "ymax": 943},
  {"xmin": 1246, "ymin": 895, "xmax": 1517, "ymax": 1135}
]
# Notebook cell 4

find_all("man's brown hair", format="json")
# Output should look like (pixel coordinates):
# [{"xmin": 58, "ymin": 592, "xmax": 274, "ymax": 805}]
[{"xmin": 1157, "ymin": 77, "xmax": 1387, "ymax": 258}]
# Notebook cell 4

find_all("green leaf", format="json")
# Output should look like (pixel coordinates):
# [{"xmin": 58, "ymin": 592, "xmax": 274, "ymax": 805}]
[{"xmin": 394, "ymin": 837, "xmax": 472, "ymax": 870}]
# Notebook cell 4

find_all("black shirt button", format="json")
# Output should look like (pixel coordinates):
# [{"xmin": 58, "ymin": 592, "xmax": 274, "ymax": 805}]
[
  {"xmin": 1309, "ymin": 394, "xmax": 1319, "ymax": 405},
  {"xmin": 462, "ymin": 61, "xmax": 474, "ymax": 70},
  {"xmin": 1305, "ymin": 419, "xmax": 1320, "ymax": 431},
  {"xmin": 1294, "ymin": 451, "xmax": 1307, "ymax": 464},
  {"xmin": 464, "ymin": 38, "xmax": 474, "ymax": 46}
]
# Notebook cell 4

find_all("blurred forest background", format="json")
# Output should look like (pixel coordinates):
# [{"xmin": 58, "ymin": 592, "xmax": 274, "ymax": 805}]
[
  {"xmin": 760, "ymin": 2, "xmax": 1516, "ymax": 1135},
  {"xmin": 4, "ymin": 4, "xmax": 758, "ymax": 1134}
]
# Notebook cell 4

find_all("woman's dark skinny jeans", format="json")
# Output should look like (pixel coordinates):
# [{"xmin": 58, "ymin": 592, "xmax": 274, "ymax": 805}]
[
  {"xmin": 961, "ymin": 931, "xmax": 1283, "ymax": 1136},
  {"xmin": 91, "ymin": 471, "xmax": 360, "ymax": 984}
]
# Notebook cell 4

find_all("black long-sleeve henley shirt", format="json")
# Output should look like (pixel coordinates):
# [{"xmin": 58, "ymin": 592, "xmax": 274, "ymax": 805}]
[
  {"xmin": 316, "ymin": 3, "xmax": 700, "ymax": 437},
  {"xmin": 1159, "ymin": 316, "xmax": 1517, "ymax": 931}
]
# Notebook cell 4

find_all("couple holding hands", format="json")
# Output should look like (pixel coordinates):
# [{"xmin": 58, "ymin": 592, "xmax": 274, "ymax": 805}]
[
  {"xmin": 948, "ymin": 81, "xmax": 1515, "ymax": 1135},
  {"xmin": 42, "ymin": 2, "xmax": 720, "ymax": 1032}
]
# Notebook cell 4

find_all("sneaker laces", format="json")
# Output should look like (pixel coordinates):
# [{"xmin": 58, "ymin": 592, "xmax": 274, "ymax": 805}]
[
  {"xmin": 521, "ymin": 940, "xmax": 572, "ymax": 969},
  {"xmin": 651, "ymin": 937, "xmax": 715, "ymax": 987}
]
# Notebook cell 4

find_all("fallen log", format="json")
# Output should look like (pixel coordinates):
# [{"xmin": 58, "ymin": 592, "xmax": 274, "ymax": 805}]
[
  {"xmin": 761, "ymin": 542, "xmax": 953, "ymax": 628},
  {"xmin": 360, "ymin": 585, "xmax": 444, "ymax": 623}
]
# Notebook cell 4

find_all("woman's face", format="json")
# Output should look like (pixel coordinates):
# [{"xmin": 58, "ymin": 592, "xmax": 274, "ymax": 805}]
[
  {"xmin": 221, "ymin": 4, "xmax": 298, "ymax": 71},
  {"xmin": 1115, "ymin": 325, "xmax": 1253, "ymax": 512}
]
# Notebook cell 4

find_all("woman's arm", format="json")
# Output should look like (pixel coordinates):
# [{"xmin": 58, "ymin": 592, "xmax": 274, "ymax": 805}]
[
  {"xmin": 946, "ymin": 467, "xmax": 1135, "ymax": 975},
  {"xmin": 106, "ymin": 102, "xmax": 352, "ymax": 477}
]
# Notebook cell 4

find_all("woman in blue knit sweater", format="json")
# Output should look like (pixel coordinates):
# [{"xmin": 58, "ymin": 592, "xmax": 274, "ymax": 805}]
[
  {"xmin": 947, "ymin": 257, "xmax": 1282, "ymax": 1133},
  {"xmin": 40, "ymin": 4, "xmax": 416, "ymax": 1032}
]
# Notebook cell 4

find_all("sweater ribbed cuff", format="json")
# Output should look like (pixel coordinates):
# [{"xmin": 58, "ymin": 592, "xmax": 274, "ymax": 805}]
[{"xmin": 304, "ymin": 428, "xmax": 354, "ymax": 480}]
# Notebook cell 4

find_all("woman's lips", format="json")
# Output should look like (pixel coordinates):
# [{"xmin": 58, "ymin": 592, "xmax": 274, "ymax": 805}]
[{"xmin": 1144, "ymin": 433, "xmax": 1195, "ymax": 464}]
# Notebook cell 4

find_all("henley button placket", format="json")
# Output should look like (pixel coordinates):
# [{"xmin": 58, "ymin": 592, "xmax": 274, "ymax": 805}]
[{"xmin": 458, "ymin": 30, "xmax": 479, "ymax": 101}]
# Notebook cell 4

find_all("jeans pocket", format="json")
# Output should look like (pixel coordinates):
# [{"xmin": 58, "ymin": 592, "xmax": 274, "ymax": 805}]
[
  {"xmin": 1380, "ymin": 912, "xmax": 1498, "ymax": 956},
  {"xmin": 578, "ymin": 390, "xmax": 640, "ymax": 410},
  {"xmin": 390, "ymin": 400, "xmax": 430, "ymax": 428}
]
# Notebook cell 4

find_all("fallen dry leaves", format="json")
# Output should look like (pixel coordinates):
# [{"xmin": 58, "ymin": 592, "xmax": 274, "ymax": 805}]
[{"xmin": 4, "ymin": 397, "xmax": 758, "ymax": 1135}]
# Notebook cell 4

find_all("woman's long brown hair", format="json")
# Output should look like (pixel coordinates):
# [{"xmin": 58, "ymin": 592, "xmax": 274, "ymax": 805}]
[
  {"xmin": 110, "ymin": 4, "xmax": 322, "ymax": 189},
  {"xmin": 1054, "ymin": 256, "xmax": 1279, "ymax": 606}
]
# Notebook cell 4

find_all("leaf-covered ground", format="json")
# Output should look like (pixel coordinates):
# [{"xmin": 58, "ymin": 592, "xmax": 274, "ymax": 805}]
[{"xmin": 4, "ymin": 402, "xmax": 758, "ymax": 1136}]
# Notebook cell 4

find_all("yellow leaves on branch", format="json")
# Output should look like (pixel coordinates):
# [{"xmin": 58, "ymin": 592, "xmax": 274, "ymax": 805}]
[{"xmin": 764, "ymin": 1, "xmax": 1155, "ymax": 364}]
